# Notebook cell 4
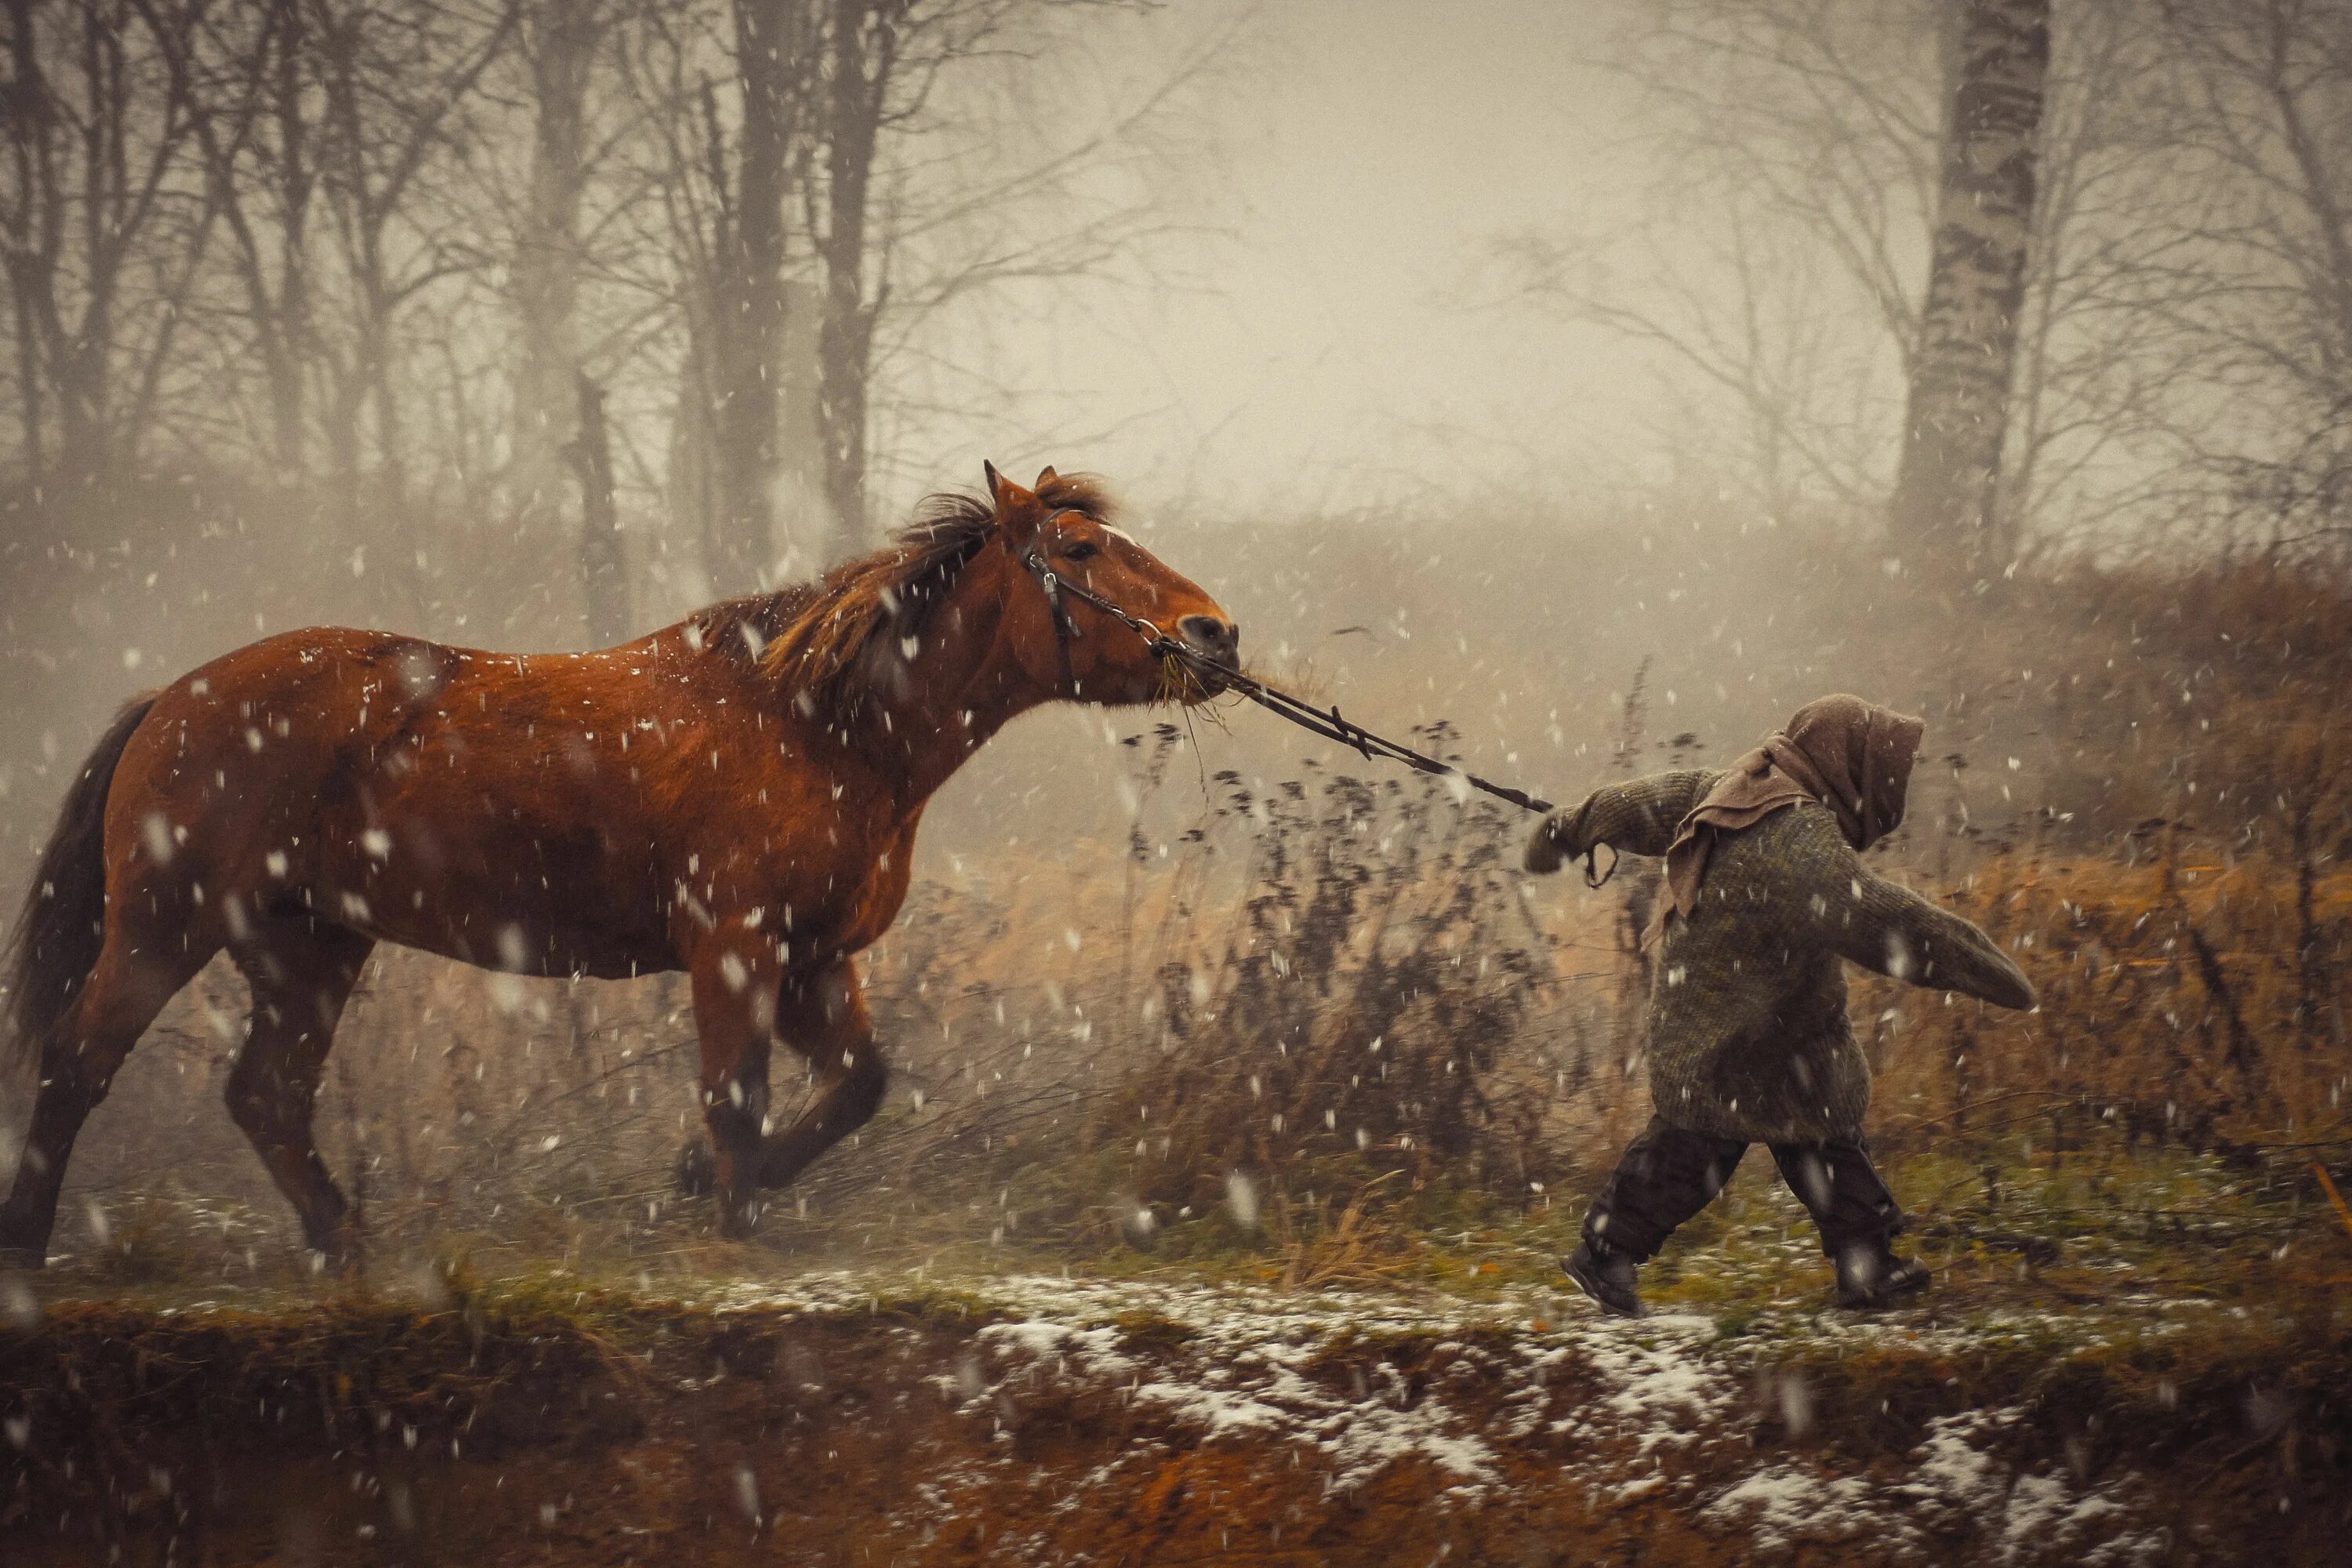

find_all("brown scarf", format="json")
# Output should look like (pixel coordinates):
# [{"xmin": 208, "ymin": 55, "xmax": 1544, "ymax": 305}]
[{"xmin": 1661, "ymin": 694, "xmax": 1926, "ymax": 924}]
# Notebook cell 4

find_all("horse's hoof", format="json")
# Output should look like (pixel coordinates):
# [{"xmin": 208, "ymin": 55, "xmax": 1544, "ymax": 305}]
[
  {"xmin": 676, "ymin": 1138, "xmax": 716, "ymax": 1198},
  {"xmin": 297, "ymin": 1210, "xmax": 363, "ymax": 1276},
  {"xmin": 305, "ymin": 1241, "xmax": 362, "ymax": 1277}
]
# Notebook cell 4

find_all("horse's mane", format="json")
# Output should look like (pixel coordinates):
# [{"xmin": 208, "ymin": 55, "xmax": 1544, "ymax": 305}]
[{"xmin": 692, "ymin": 472, "xmax": 1116, "ymax": 715}]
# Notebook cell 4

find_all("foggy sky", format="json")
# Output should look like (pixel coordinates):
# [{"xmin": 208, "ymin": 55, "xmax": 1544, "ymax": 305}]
[{"xmin": 960, "ymin": 0, "xmax": 1667, "ymax": 517}]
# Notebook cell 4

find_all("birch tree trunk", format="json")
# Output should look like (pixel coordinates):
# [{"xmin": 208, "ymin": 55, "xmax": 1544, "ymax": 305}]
[{"xmin": 1888, "ymin": 0, "xmax": 2049, "ymax": 582}]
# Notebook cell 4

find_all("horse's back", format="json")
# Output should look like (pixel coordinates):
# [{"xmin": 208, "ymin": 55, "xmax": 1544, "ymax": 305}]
[
  {"xmin": 103, "ymin": 627, "xmax": 668, "ymax": 963},
  {"xmin": 118, "ymin": 626, "xmax": 390, "ymax": 801}
]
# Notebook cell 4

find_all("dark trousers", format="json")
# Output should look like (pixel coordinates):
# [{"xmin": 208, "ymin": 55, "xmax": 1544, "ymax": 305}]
[{"xmin": 1583, "ymin": 1116, "xmax": 1905, "ymax": 1263}]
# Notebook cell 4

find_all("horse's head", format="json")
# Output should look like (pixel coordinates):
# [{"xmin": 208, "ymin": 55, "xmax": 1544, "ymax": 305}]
[{"xmin": 985, "ymin": 463, "xmax": 1238, "ymax": 705}]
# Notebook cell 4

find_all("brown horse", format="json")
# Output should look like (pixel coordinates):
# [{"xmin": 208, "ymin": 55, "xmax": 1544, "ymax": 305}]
[{"xmin": 0, "ymin": 465, "xmax": 1238, "ymax": 1265}]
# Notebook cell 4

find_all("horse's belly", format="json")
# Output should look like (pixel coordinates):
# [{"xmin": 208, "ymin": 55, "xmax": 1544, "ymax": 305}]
[
  {"xmin": 317, "ymin": 811, "xmax": 671, "ymax": 981},
  {"xmin": 358, "ymin": 895, "xmax": 672, "ymax": 982}
]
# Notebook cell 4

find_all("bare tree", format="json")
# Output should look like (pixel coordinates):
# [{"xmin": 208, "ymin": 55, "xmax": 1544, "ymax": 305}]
[
  {"xmin": 1486, "ymin": 0, "xmax": 1948, "ymax": 519},
  {"xmin": 622, "ymin": 0, "xmax": 819, "ymax": 593},
  {"xmin": 571, "ymin": 369, "xmax": 626, "ymax": 641},
  {"xmin": 1628, "ymin": 0, "xmax": 1951, "ymax": 372},
  {"xmin": 1486, "ymin": 211, "xmax": 1899, "ymax": 521},
  {"xmin": 1887, "ymin": 0, "xmax": 2049, "ymax": 579},
  {"xmin": 840, "ymin": 0, "xmax": 1243, "ymax": 528},
  {"xmin": 506, "ymin": 0, "xmax": 614, "ymax": 533},
  {"xmin": 590, "ymin": 0, "xmax": 1239, "ymax": 595},
  {"xmin": 137, "ymin": 0, "xmax": 323, "ymax": 474},
  {"xmin": 306, "ymin": 0, "xmax": 518, "ymax": 615},
  {"xmin": 1994, "ymin": 1, "xmax": 2180, "ymax": 550},
  {"xmin": 1, "ymin": 0, "xmax": 211, "ymax": 491},
  {"xmin": 2132, "ymin": 0, "xmax": 2352, "ymax": 555},
  {"xmin": 1490, "ymin": 0, "xmax": 2172, "ymax": 557},
  {"xmin": 809, "ymin": 0, "xmax": 900, "ymax": 549},
  {"xmin": 610, "ymin": 3, "xmax": 732, "ymax": 590},
  {"xmin": 0, "ymin": 0, "xmax": 1239, "ymax": 644},
  {"xmin": 710, "ymin": 0, "xmax": 815, "ymax": 589}
]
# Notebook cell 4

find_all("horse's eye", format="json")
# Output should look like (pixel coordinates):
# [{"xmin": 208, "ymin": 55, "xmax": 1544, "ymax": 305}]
[{"xmin": 1062, "ymin": 539, "xmax": 1100, "ymax": 562}]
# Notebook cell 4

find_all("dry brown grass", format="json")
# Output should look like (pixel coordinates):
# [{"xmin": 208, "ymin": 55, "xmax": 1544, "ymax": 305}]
[{"xmin": 1857, "ymin": 847, "xmax": 2352, "ymax": 1160}]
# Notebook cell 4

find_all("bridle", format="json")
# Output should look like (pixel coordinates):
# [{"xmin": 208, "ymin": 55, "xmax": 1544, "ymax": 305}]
[
  {"xmin": 1018, "ymin": 518, "xmax": 1559, "ymax": 822},
  {"xmin": 1020, "ymin": 525, "xmax": 1181, "ymax": 702}
]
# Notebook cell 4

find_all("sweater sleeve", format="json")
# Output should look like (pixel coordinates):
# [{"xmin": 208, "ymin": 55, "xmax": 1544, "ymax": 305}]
[
  {"xmin": 1778, "ymin": 808, "xmax": 2038, "ymax": 1010},
  {"xmin": 1525, "ymin": 770, "xmax": 1715, "ymax": 872}
]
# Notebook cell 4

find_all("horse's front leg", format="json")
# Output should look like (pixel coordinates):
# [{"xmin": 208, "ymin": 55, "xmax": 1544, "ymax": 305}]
[
  {"xmin": 758, "ymin": 960, "xmax": 887, "ymax": 1196},
  {"xmin": 685, "ymin": 920, "xmax": 780, "ymax": 1238}
]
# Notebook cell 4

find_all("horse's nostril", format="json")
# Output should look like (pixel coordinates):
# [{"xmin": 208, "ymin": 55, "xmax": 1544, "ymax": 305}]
[{"xmin": 1180, "ymin": 615, "xmax": 1237, "ymax": 650}]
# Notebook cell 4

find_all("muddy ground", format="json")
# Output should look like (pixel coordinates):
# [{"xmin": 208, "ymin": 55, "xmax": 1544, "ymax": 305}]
[{"xmin": 3, "ymin": 1255, "xmax": 2348, "ymax": 1567}]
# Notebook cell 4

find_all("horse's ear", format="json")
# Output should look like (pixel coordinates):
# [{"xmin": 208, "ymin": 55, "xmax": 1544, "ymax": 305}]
[
  {"xmin": 985, "ymin": 460, "xmax": 1036, "ymax": 515},
  {"xmin": 1034, "ymin": 465, "xmax": 1058, "ymax": 488},
  {"xmin": 985, "ymin": 460, "xmax": 1043, "ymax": 540}
]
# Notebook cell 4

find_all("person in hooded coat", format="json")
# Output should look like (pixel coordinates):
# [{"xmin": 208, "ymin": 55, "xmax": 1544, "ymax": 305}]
[{"xmin": 1524, "ymin": 694, "xmax": 2036, "ymax": 1316}]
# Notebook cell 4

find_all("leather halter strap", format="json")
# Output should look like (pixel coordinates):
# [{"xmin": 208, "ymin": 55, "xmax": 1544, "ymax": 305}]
[{"xmin": 1019, "ymin": 510, "xmax": 1186, "ymax": 700}]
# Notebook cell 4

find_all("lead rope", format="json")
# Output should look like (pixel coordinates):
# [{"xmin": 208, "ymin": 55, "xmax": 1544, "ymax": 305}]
[{"xmin": 1024, "ymin": 544, "xmax": 1621, "ymax": 885}]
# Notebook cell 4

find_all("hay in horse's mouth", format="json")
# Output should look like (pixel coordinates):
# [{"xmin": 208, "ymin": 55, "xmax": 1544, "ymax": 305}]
[{"xmin": 1157, "ymin": 651, "xmax": 1229, "ymax": 706}]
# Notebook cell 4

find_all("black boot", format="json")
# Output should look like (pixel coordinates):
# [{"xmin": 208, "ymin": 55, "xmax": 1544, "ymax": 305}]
[
  {"xmin": 1563, "ymin": 1239, "xmax": 1646, "ymax": 1319},
  {"xmin": 1834, "ymin": 1242, "xmax": 1930, "ymax": 1308}
]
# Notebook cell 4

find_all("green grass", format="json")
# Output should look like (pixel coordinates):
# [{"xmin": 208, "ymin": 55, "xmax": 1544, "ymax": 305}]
[
  {"xmin": 18, "ymin": 1141, "xmax": 2349, "ymax": 1370},
  {"xmin": 1014, "ymin": 1140, "xmax": 2351, "ymax": 1357}
]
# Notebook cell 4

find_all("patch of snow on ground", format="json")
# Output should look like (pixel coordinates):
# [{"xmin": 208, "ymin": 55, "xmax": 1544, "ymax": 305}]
[
  {"xmin": 657, "ymin": 1269, "xmax": 2175, "ymax": 1556},
  {"xmin": 1703, "ymin": 1406, "xmax": 2161, "ymax": 1564},
  {"xmin": 1705, "ymin": 1465, "xmax": 1890, "ymax": 1553}
]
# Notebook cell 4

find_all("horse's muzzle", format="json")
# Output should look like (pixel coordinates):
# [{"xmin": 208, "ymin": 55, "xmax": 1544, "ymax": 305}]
[{"xmin": 1178, "ymin": 615, "xmax": 1240, "ymax": 692}]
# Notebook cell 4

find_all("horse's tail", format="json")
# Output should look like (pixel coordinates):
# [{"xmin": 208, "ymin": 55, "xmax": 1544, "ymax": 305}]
[{"xmin": 4, "ymin": 695, "xmax": 155, "ymax": 1079}]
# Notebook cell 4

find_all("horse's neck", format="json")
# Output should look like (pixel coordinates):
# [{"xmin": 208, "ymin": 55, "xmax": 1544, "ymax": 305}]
[{"xmin": 847, "ymin": 581, "xmax": 1054, "ymax": 810}]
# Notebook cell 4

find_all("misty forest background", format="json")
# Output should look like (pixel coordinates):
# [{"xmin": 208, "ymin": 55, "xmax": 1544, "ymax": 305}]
[{"xmin": 1, "ymin": 0, "xmax": 2349, "ymax": 1274}]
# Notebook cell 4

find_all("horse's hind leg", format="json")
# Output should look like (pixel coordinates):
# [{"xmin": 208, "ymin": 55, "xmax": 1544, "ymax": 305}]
[
  {"xmin": 757, "ymin": 963, "xmax": 886, "ymax": 1198},
  {"xmin": 226, "ymin": 921, "xmax": 375, "ymax": 1261},
  {"xmin": 685, "ymin": 927, "xmax": 781, "ymax": 1238},
  {"xmin": 0, "ymin": 936, "xmax": 212, "ymax": 1266}
]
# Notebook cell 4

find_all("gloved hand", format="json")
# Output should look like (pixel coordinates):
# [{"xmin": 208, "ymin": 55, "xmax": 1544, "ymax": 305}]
[{"xmin": 1523, "ymin": 800, "xmax": 1589, "ymax": 875}]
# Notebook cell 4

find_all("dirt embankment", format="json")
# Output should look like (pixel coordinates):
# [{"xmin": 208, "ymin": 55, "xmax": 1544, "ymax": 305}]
[{"xmin": 4, "ymin": 1275, "xmax": 2349, "ymax": 1566}]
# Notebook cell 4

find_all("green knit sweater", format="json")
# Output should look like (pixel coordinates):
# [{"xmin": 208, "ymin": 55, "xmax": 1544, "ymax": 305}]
[{"xmin": 1548, "ymin": 769, "xmax": 2036, "ymax": 1144}]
